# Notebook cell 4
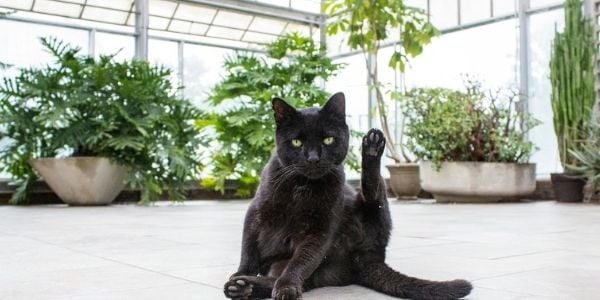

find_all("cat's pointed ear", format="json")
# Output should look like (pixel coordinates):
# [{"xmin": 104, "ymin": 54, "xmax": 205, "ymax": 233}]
[
  {"xmin": 272, "ymin": 97, "xmax": 297, "ymax": 125},
  {"xmin": 322, "ymin": 92, "xmax": 345, "ymax": 117}
]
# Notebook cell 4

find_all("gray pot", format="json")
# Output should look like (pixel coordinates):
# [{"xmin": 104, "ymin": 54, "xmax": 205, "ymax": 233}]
[
  {"xmin": 420, "ymin": 161, "xmax": 536, "ymax": 203},
  {"xmin": 29, "ymin": 157, "xmax": 126, "ymax": 206},
  {"xmin": 386, "ymin": 163, "xmax": 421, "ymax": 200}
]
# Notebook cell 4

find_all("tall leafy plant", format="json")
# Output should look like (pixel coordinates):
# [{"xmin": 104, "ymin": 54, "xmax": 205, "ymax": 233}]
[
  {"xmin": 324, "ymin": 0, "xmax": 438, "ymax": 163},
  {"xmin": 197, "ymin": 33, "xmax": 346, "ymax": 196},
  {"xmin": 550, "ymin": 0, "xmax": 596, "ymax": 169},
  {"xmin": 0, "ymin": 38, "xmax": 202, "ymax": 204}
]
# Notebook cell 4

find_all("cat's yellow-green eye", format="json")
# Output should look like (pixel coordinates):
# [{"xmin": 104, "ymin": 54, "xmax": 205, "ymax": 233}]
[
  {"xmin": 291, "ymin": 139, "xmax": 302, "ymax": 147},
  {"xmin": 323, "ymin": 137, "xmax": 335, "ymax": 145}
]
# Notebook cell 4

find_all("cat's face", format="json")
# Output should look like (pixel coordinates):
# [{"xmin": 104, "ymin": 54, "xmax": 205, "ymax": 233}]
[{"xmin": 272, "ymin": 93, "xmax": 349, "ymax": 179}]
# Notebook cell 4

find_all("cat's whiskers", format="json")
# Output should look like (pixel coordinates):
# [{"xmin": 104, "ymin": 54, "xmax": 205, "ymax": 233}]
[{"xmin": 270, "ymin": 164, "xmax": 297, "ymax": 200}]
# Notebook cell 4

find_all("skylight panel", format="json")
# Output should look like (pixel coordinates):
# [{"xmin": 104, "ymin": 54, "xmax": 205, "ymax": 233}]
[
  {"xmin": 34, "ymin": 0, "xmax": 82, "ymax": 18},
  {"xmin": 173, "ymin": 3, "xmax": 215, "ymax": 24},
  {"xmin": 212, "ymin": 10, "xmax": 253, "ymax": 29}
]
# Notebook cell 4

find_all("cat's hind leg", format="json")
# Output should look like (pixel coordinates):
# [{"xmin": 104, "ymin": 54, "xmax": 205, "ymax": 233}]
[{"xmin": 224, "ymin": 275, "xmax": 276, "ymax": 300}]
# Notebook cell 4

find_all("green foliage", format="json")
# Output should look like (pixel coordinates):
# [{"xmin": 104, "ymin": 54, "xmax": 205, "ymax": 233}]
[
  {"xmin": 569, "ymin": 121, "xmax": 600, "ymax": 187},
  {"xmin": 401, "ymin": 82, "xmax": 540, "ymax": 170},
  {"xmin": 550, "ymin": 0, "xmax": 596, "ymax": 168},
  {"xmin": 0, "ymin": 37, "xmax": 202, "ymax": 204},
  {"xmin": 324, "ymin": 0, "xmax": 438, "ymax": 163},
  {"xmin": 197, "ymin": 33, "xmax": 349, "ymax": 196}
]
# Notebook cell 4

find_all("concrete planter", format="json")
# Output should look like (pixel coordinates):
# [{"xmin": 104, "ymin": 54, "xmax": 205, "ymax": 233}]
[
  {"xmin": 386, "ymin": 163, "xmax": 421, "ymax": 199},
  {"xmin": 29, "ymin": 157, "xmax": 126, "ymax": 206},
  {"xmin": 420, "ymin": 161, "xmax": 536, "ymax": 203}
]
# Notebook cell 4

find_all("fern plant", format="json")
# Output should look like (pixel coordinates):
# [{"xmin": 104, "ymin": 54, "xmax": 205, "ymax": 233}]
[
  {"xmin": 0, "ymin": 37, "xmax": 202, "ymax": 204},
  {"xmin": 197, "ymin": 33, "xmax": 354, "ymax": 196}
]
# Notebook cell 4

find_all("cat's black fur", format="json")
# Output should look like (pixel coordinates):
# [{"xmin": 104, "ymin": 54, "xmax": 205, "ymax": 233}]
[{"xmin": 224, "ymin": 93, "xmax": 472, "ymax": 300}]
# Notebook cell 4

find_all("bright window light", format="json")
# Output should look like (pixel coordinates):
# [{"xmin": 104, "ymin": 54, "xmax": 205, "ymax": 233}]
[
  {"xmin": 404, "ymin": 0, "xmax": 427, "ymax": 11},
  {"xmin": 290, "ymin": 0, "xmax": 320, "ymax": 13},
  {"xmin": 149, "ymin": 0, "xmax": 177, "ymax": 18},
  {"xmin": 173, "ymin": 3, "xmax": 216, "ymax": 24},
  {"xmin": 0, "ymin": 0, "xmax": 33, "ymax": 10},
  {"xmin": 207, "ymin": 26, "xmax": 245, "ymax": 40},
  {"xmin": 149, "ymin": 15, "xmax": 170, "ymax": 30},
  {"xmin": 429, "ymin": 0, "xmax": 458, "ymax": 29},
  {"xmin": 169, "ymin": 19, "xmax": 192, "ymax": 33},
  {"xmin": 243, "ymin": 31, "xmax": 277, "ymax": 44},
  {"xmin": 493, "ymin": 0, "xmax": 516, "ymax": 16},
  {"xmin": 284, "ymin": 23, "xmax": 311, "ymax": 36},
  {"xmin": 190, "ymin": 23, "xmax": 209, "ymax": 35},
  {"xmin": 82, "ymin": 6, "xmax": 129, "ymax": 24},
  {"xmin": 249, "ymin": 17, "xmax": 286, "ymax": 35},
  {"xmin": 34, "ymin": 0, "xmax": 82, "ymax": 18},
  {"xmin": 461, "ymin": 0, "xmax": 491, "ymax": 24},
  {"xmin": 212, "ymin": 11, "xmax": 253, "ymax": 29},
  {"xmin": 87, "ymin": 0, "xmax": 133, "ymax": 11}
]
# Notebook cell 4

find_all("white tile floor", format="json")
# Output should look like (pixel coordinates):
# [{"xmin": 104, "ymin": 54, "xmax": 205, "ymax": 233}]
[{"xmin": 1, "ymin": 200, "xmax": 599, "ymax": 299}]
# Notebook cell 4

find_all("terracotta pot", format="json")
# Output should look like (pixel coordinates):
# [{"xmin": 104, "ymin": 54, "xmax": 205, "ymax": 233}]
[
  {"xmin": 386, "ymin": 163, "xmax": 421, "ymax": 199},
  {"xmin": 550, "ymin": 173, "xmax": 585, "ymax": 202},
  {"xmin": 29, "ymin": 157, "xmax": 126, "ymax": 206},
  {"xmin": 420, "ymin": 161, "xmax": 536, "ymax": 203}
]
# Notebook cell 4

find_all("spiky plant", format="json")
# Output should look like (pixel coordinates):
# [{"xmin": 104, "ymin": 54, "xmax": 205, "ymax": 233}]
[
  {"xmin": 550, "ymin": 0, "xmax": 597, "ymax": 169},
  {"xmin": 569, "ymin": 121, "xmax": 600, "ymax": 200}
]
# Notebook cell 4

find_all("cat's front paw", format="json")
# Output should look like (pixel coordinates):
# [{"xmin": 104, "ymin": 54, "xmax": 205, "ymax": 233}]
[
  {"xmin": 272, "ymin": 285, "xmax": 301, "ymax": 300},
  {"xmin": 362, "ymin": 128, "xmax": 386, "ymax": 159},
  {"xmin": 224, "ymin": 276, "xmax": 253, "ymax": 300},
  {"xmin": 272, "ymin": 276, "xmax": 302, "ymax": 300}
]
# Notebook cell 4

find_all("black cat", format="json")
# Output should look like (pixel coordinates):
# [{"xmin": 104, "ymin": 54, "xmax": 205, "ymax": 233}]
[{"xmin": 223, "ymin": 93, "xmax": 472, "ymax": 300}]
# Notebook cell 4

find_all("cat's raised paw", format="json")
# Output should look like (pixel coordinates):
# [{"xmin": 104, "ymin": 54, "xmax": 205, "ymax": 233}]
[
  {"xmin": 224, "ymin": 277, "xmax": 253, "ymax": 300},
  {"xmin": 362, "ymin": 128, "xmax": 386, "ymax": 158}
]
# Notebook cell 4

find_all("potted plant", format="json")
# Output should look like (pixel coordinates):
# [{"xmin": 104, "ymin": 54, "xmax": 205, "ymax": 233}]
[
  {"xmin": 569, "ymin": 121, "xmax": 600, "ymax": 202},
  {"xmin": 401, "ymin": 82, "xmax": 540, "ymax": 203},
  {"xmin": 197, "ymin": 33, "xmax": 356, "ymax": 197},
  {"xmin": 0, "ymin": 38, "xmax": 202, "ymax": 205},
  {"xmin": 324, "ymin": 0, "xmax": 438, "ymax": 199},
  {"xmin": 549, "ymin": 0, "xmax": 597, "ymax": 202}
]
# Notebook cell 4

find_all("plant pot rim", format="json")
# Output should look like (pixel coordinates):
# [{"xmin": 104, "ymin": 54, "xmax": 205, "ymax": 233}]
[
  {"xmin": 420, "ymin": 161, "xmax": 536, "ymax": 166},
  {"xmin": 550, "ymin": 172, "xmax": 585, "ymax": 179},
  {"xmin": 30, "ymin": 156, "xmax": 107, "ymax": 162},
  {"xmin": 386, "ymin": 162, "xmax": 419, "ymax": 167}
]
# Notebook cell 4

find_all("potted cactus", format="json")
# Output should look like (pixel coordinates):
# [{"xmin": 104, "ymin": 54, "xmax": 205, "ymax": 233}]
[{"xmin": 549, "ymin": 0, "xmax": 597, "ymax": 202}]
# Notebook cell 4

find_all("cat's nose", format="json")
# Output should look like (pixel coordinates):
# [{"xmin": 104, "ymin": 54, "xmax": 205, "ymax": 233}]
[{"xmin": 307, "ymin": 151, "xmax": 320, "ymax": 164}]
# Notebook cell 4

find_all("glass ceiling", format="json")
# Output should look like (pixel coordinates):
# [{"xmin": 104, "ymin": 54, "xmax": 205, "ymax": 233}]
[{"xmin": 0, "ymin": 0, "xmax": 321, "ymax": 46}]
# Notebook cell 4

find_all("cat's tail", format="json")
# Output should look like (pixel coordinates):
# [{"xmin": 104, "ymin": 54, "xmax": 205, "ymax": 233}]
[{"xmin": 358, "ymin": 262, "xmax": 472, "ymax": 300}]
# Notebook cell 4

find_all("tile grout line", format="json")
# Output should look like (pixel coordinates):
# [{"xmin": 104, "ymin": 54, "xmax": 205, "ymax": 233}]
[{"xmin": 471, "ymin": 266, "xmax": 550, "ymax": 282}]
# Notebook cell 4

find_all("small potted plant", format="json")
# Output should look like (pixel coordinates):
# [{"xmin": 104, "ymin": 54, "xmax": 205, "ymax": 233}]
[
  {"xmin": 324, "ymin": 0, "xmax": 438, "ymax": 199},
  {"xmin": 569, "ymin": 121, "xmax": 600, "ymax": 202},
  {"xmin": 401, "ymin": 81, "xmax": 540, "ymax": 203},
  {"xmin": 0, "ymin": 38, "xmax": 202, "ymax": 205},
  {"xmin": 549, "ymin": 0, "xmax": 597, "ymax": 202}
]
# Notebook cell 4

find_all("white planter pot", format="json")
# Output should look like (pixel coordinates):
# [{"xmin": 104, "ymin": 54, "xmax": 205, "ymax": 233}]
[
  {"xmin": 420, "ymin": 161, "xmax": 536, "ymax": 203},
  {"xmin": 29, "ymin": 157, "xmax": 126, "ymax": 206},
  {"xmin": 386, "ymin": 163, "xmax": 421, "ymax": 199}
]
